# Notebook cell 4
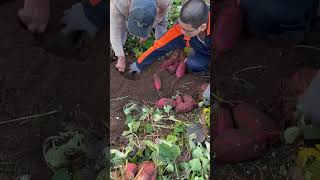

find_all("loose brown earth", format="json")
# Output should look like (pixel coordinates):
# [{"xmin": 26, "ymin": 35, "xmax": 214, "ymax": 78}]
[
  {"xmin": 212, "ymin": 7, "xmax": 320, "ymax": 180},
  {"xmin": 0, "ymin": 0, "xmax": 106, "ymax": 179}
]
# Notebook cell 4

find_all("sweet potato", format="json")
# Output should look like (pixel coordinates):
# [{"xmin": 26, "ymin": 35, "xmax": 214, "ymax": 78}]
[
  {"xmin": 213, "ymin": 106, "xmax": 234, "ymax": 136},
  {"xmin": 213, "ymin": 0, "xmax": 243, "ymax": 57},
  {"xmin": 213, "ymin": 129, "xmax": 267, "ymax": 163},
  {"xmin": 168, "ymin": 61, "xmax": 179, "ymax": 74},
  {"xmin": 160, "ymin": 58, "xmax": 175, "ymax": 70},
  {"xmin": 233, "ymin": 103, "xmax": 280, "ymax": 144},
  {"xmin": 175, "ymin": 102, "xmax": 194, "ymax": 113},
  {"xmin": 135, "ymin": 161, "xmax": 157, "ymax": 180},
  {"xmin": 175, "ymin": 95, "xmax": 184, "ymax": 104},
  {"xmin": 156, "ymin": 98, "xmax": 177, "ymax": 109},
  {"xmin": 292, "ymin": 68, "xmax": 317, "ymax": 95},
  {"xmin": 176, "ymin": 61, "xmax": 186, "ymax": 79},
  {"xmin": 182, "ymin": 94, "xmax": 197, "ymax": 107},
  {"xmin": 153, "ymin": 73, "xmax": 161, "ymax": 91},
  {"xmin": 124, "ymin": 163, "xmax": 138, "ymax": 180}
]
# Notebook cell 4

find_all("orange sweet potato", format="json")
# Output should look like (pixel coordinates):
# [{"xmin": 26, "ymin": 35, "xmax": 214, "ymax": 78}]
[
  {"xmin": 214, "ymin": 129, "xmax": 267, "ymax": 164},
  {"xmin": 135, "ymin": 161, "xmax": 157, "ymax": 180},
  {"xmin": 183, "ymin": 94, "xmax": 197, "ymax": 107},
  {"xmin": 176, "ymin": 61, "xmax": 186, "ymax": 79},
  {"xmin": 153, "ymin": 73, "xmax": 161, "ymax": 91},
  {"xmin": 176, "ymin": 95, "xmax": 184, "ymax": 105},
  {"xmin": 175, "ymin": 102, "xmax": 194, "ymax": 113},
  {"xmin": 156, "ymin": 98, "xmax": 177, "ymax": 109},
  {"xmin": 233, "ymin": 103, "xmax": 280, "ymax": 144},
  {"xmin": 213, "ymin": 106, "xmax": 234, "ymax": 136},
  {"xmin": 124, "ymin": 163, "xmax": 138, "ymax": 180}
]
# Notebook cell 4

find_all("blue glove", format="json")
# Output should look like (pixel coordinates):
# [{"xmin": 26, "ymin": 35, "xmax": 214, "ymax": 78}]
[
  {"xmin": 298, "ymin": 71, "xmax": 320, "ymax": 127},
  {"xmin": 202, "ymin": 84, "xmax": 210, "ymax": 106},
  {"xmin": 129, "ymin": 62, "xmax": 141, "ymax": 74},
  {"xmin": 61, "ymin": 3, "xmax": 98, "ymax": 41}
]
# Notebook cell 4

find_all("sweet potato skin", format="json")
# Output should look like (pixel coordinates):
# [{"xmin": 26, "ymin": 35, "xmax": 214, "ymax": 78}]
[
  {"xmin": 213, "ymin": 0, "xmax": 243, "ymax": 57},
  {"xmin": 176, "ymin": 61, "xmax": 186, "ymax": 79},
  {"xmin": 168, "ymin": 61, "xmax": 179, "ymax": 74},
  {"xmin": 233, "ymin": 103, "xmax": 280, "ymax": 144},
  {"xmin": 124, "ymin": 163, "xmax": 138, "ymax": 180},
  {"xmin": 160, "ymin": 58, "xmax": 175, "ymax": 70},
  {"xmin": 213, "ymin": 129, "xmax": 267, "ymax": 164},
  {"xmin": 175, "ymin": 102, "xmax": 194, "ymax": 113},
  {"xmin": 213, "ymin": 107, "xmax": 234, "ymax": 136},
  {"xmin": 153, "ymin": 73, "xmax": 161, "ymax": 91},
  {"xmin": 156, "ymin": 98, "xmax": 177, "ymax": 109},
  {"xmin": 135, "ymin": 161, "xmax": 157, "ymax": 180},
  {"xmin": 182, "ymin": 94, "xmax": 197, "ymax": 107},
  {"xmin": 175, "ymin": 95, "xmax": 184, "ymax": 104}
]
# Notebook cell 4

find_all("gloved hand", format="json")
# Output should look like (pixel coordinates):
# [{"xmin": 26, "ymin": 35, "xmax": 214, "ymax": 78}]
[
  {"xmin": 202, "ymin": 84, "xmax": 210, "ymax": 106},
  {"xmin": 61, "ymin": 3, "xmax": 98, "ymax": 41},
  {"xmin": 129, "ymin": 62, "xmax": 141, "ymax": 74},
  {"xmin": 298, "ymin": 70, "xmax": 320, "ymax": 127}
]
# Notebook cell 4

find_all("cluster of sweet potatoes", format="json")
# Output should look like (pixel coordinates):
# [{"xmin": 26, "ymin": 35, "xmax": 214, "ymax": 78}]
[
  {"xmin": 111, "ymin": 161, "xmax": 157, "ymax": 180},
  {"xmin": 156, "ymin": 94, "xmax": 197, "ymax": 113},
  {"xmin": 160, "ymin": 50, "xmax": 187, "ymax": 79},
  {"xmin": 213, "ymin": 103, "xmax": 281, "ymax": 164}
]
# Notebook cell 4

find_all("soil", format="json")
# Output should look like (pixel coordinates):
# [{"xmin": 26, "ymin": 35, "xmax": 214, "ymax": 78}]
[
  {"xmin": 109, "ymin": 55, "xmax": 209, "ymax": 148},
  {"xmin": 0, "ymin": 0, "xmax": 106, "ymax": 179},
  {"xmin": 212, "ymin": 1, "xmax": 320, "ymax": 179}
]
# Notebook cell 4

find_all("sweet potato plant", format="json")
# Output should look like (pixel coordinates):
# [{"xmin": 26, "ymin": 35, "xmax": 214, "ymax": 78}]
[{"xmin": 110, "ymin": 101, "xmax": 210, "ymax": 179}]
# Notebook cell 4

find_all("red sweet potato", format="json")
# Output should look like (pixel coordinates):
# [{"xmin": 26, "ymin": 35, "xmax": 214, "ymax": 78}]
[
  {"xmin": 213, "ymin": 129, "xmax": 267, "ymax": 163},
  {"xmin": 233, "ymin": 103, "xmax": 280, "ymax": 144},
  {"xmin": 124, "ymin": 163, "xmax": 138, "ymax": 180},
  {"xmin": 160, "ymin": 58, "xmax": 175, "ymax": 70},
  {"xmin": 168, "ymin": 61, "xmax": 179, "ymax": 74},
  {"xmin": 175, "ymin": 102, "xmax": 194, "ymax": 113},
  {"xmin": 135, "ymin": 161, "xmax": 157, "ymax": 180},
  {"xmin": 213, "ymin": 106, "xmax": 234, "ymax": 136},
  {"xmin": 176, "ymin": 95, "xmax": 184, "ymax": 104},
  {"xmin": 176, "ymin": 61, "xmax": 186, "ymax": 79},
  {"xmin": 153, "ymin": 73, "xmax": 161, "ymax": 91},
  {"xmin": 156, "ymin": 98, "xmax": 177, "ymax": 109},
  {"xmin": 213, "ymin": 0, "xmax": 243, "ymax": 57},
  {"xmin": 183, "ymin": 94, "xmax": 197, "ymax": 107},
  {"xmin": 292, "ymin": 68, "xmax": 317, "ymax": 95}
]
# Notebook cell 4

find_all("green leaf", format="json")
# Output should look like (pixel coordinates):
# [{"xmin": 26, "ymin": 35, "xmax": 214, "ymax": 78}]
[
  {"xmin": 305, "ymin": 171, "xmax": 312, "ymax": 180},
  {"xmin": 128, "ymin": 121, "xmax": 140, "ymax": 133},
  {"xmin": 166, "ymin": 135, "xmax": 177, "ymax": 144},
  {"xmin": 194, "ymin": 177, "xmax": 205, "ymax": 180},
  {"xmin": 179, "ymin": 162, "xmax": 190, "ymax": 172},
  {"xmin": 145, "ymin": 123, "xmax": 154, "ymax": 133},
  {"xmin": 123, "ymin": 103, "xmax": 136, "ymax": 115},
  {"xmin": 284, "ymin": 126, "xmax": 302, "ymax": 144},
  {"xmin": 125, "ymin": 115, "xmax": 135, "ymax": 124},
  {"xmin": 164, "ymin": 105, "xmax": 172, "ymax": 114},
  {"xmin": 200, "ymin": 156, "xmax": 210, "ymax": 172},
  {"xmin": 303, "ymin": 126, "xmax": 320, "ymax": 140},
  {"xmin": 192, "ymin": 146, "xmax": 204, "ymax": 159},
  {"xmin": 189, "ymin": 158, "xmax": 202, "ymax": 172},
  {"xmin": 174, "ymin": 124, "xmax": 185, "ymax": 135},
  {"xmin": 52, "ymin": 168, "xmax": 71, "ymax": 180},
  {"xmin": 153, "ymin": 114, "xmax": 163, "ymax": 122},
  {"xmin": 143, "ymin": 140, "xmax": 158, "ymax": 152},
  {"xmin": 165, "ymin": 163, "xmax": 175, "ymax": 173},
  {"xmin": 159, "ymin": 143, "xmax": 181, "ymax": 162},
  {"xmin": 308, "ymin": 160, "xmax": 320, "ymax": 180}
]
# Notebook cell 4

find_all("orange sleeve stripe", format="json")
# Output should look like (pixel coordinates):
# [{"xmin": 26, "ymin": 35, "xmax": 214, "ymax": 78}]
[
  {"xmin": 207, "ymin": 12, "xmax": 211, "ymax": 36},
  {"xmin": 89, "ymin": 0, "xmax": 101, "ymax": 6},
  {"xmin": 138, "ymin": 24, "xmax": 183, "ymax": 63}
]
